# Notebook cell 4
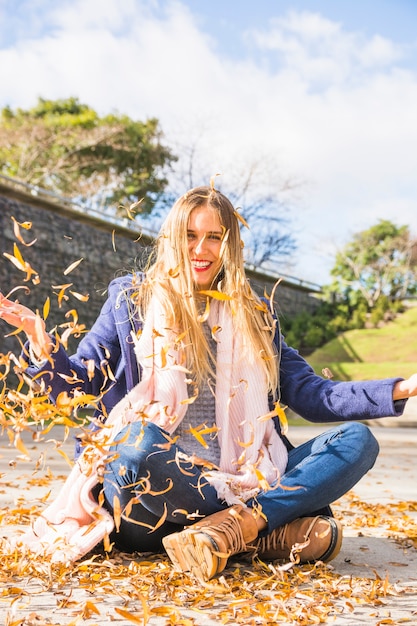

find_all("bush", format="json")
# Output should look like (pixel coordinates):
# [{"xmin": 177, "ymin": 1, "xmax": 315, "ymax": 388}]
[
  {"xmin": 279, "ymin": 294, "xmax": 405, "ymax": 353},
  {"xmin": 349, "ymin": 302, "xmax": 368, "ymax": 329}
]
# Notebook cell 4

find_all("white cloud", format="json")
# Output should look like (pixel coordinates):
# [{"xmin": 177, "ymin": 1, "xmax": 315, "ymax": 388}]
[
  {"xmin": 249, "ymin": 10, "xmax": 405, "ymax": 86},
  {"xmin": 1, "ymin": 0, "xmax": 417, "ymax": 283}
]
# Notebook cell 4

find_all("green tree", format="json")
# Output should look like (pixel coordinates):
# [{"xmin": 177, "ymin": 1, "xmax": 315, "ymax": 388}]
[
  {"xmin": 330, "ymin": 220, "xmax": 417, "ymax": 309},
  {"xmin": 0, "ymin": 97, "xmax": 176, "ymax": 214}
]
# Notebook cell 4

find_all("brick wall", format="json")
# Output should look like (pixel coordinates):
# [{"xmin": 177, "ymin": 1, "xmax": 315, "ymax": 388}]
[{"xmin": 0, "ymin": 185, "xmax": 321, "ymax": 357}]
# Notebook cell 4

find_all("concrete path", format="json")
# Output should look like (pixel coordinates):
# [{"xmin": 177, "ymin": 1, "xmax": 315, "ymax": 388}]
[{"xmin": 1, "ymin": 422, "xmax": 416, "ymax": 625}]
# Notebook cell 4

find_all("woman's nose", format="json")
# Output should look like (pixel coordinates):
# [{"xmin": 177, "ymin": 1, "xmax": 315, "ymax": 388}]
[{"xmin": 194, "ymin": 235, "xmax": 206, "ymax": 254}]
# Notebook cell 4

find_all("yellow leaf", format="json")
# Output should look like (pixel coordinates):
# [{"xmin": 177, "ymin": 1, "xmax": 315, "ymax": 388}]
[
  {"xmin": 4, "ymin": 284, "xmax": 31, "ymax": 299},
  {"xmin": 168, "ymin": 265, "xmax": 180, "ymax": 278},
  {"xmin": 210, "ymin": 173, "xmax": 221, "ymax": 190},
  {"xmin": 57, "ymin": 370, "xmax": 85, "ymax": 384},
  {"xmin": 52, "ymin": 283, "xmax": 72, "ymax": 306},
  {"xmin": 40, "ymin": 490, "xmax": 52, "ymax": 503},
  {"xmin": 114, "ymin": 607, "xmax": 145, "ymax": 624},
  {"xmin": 13, "ymin": 217, "xmax": 32, "ymax": 230},
  {"xmin": 186, "ymin": 424, "xmax": 209, "ymax": 448},
  {"xmin": 12, "ymin": 242, "xmax": 25, "ymax": 266},
  {"xmin": 63, "ymin": 257, "xmax": 84, "ymax": 275},
  {"xmin": 258, "ymin": 402, "xmax": 288, "ymax": 435},
  {"xmin": 113, "ymin": 494, "xmax": 121, "ymax": 532},
  {"xmin": 86, "ymin": 359, "xmax": 96, "ymax": 381},
  {"xmin": 150, "ymin": 606, "xmax": 178, "ymax": 616},
  {"xmin": 275, "ymin": 403, "xmax": 288, "ymax": 435},
  {"xmin": 1, "ymin": 586, "xmax": 29, "ymax": 597},
  {"xmin": 233, "ymin": 208, "xmax": 250, "ymax": 229},
  {"xmin": 11, "ymin": 216, "xmax": 37, "ymax": 246},
  {"xmin": 69, "ymin": 290, "xmax": 90, "ymax": 302},
  {"xmin": 322, "ymin": 367, "xmax": 334, "ymax": 379},
  {"xmin": 57, "ymin": 448, "xmax": 74, "ymax": 468},
  {"xmin": 43, "ymin": 296, "xmax": 50, "ymax": 320},
  {"xmin": 81, "ymin": 600, "xmax": 101, "ymax": 618},
  {"xmin": 150, "ymin": 501, "xmax": 168, "ymax": 533},
  {"xmin": 211, "ymin": 325, "xmax": 222, "ymax": 341},
  {"xmin": 237, "ymin": 424, "xmax": 255, "ymax": 448},
  {"xmin": 3, "ymin": 244, "xmax": 39, "ymax": 282},
  {"xmin": 254, "ymin": 468, "xmax": 270, "ymax": 491},
  {"xmin": 174, "ymin": 329, "xmax": 188, "ymax": 344},
  {"xmin": 198, "ymin": 290, "xmax": 233, "ymax": 300},
  {"xmin": 160, "ymin": 344, "xmax": 169, "ymax": 368}
]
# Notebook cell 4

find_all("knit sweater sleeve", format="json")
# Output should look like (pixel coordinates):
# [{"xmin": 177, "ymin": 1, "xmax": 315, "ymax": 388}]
[
  {"xmin": 22, "ymin": 275, "xmax": 141, "ymax": 411},
  {"xmin": 279, "ymin": 338, "xmax": 407, "ymax": 422}
]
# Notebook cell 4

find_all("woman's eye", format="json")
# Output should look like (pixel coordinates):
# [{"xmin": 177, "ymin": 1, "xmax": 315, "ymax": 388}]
[{"xmin": 187, "ymin": 232, "xmax": 222, "ymax": 242}]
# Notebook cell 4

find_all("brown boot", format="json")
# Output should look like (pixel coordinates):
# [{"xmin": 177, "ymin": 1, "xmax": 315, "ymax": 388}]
[
  {"xmin": 162, "ymin": 505, "xmax": 258, "ymax": 580},
  {"xmin": 252, "ymin": 516, "xmax": 342, "ymax": 564}
]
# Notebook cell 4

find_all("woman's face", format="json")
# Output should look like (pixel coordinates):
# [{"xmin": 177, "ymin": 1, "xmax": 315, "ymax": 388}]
[{"xmin": 187, "ymin": 205, "xmax": 224, "ymax": 290}]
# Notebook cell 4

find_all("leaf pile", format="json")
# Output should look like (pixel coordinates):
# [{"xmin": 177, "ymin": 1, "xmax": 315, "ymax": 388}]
[{"xmin": 0, "ymin": 524, "xmax": 414, "ymax": 626}]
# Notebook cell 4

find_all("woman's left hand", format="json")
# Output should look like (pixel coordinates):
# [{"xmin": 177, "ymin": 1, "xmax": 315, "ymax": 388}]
[{"xmin": 393, "ymin": 374, "xmax": 417, "ymax": 400}]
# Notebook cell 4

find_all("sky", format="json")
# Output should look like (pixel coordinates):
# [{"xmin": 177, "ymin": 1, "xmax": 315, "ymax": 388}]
[{"xmin": 1, "ymin": 0, "xmax": 417, "ymax": 286}]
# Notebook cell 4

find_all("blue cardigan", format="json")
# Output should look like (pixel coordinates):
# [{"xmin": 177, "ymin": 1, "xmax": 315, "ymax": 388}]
[{"xmin": 24, "ymin": 275, "xmax": 406, "ymax": 451}]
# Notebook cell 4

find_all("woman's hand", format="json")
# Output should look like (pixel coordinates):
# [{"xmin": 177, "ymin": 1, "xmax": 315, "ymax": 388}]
[
  {"xmin": 393, "ymin": 374, "xmax": 417, "ymax": 400},
  {"xmin": 0, "ymin": 293, "xmax": 52, "ymax": 360}
]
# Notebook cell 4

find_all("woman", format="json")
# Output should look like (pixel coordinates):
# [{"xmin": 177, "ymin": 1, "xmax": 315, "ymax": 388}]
[{"xmin": 1, "ymin": 184, "xmax": 416, "ymax": 581}]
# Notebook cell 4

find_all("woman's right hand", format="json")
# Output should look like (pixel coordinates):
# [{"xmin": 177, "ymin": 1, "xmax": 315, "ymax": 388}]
[{"xmin": 0, "ymin": 293, "xmax": 52, "ymax": 360}]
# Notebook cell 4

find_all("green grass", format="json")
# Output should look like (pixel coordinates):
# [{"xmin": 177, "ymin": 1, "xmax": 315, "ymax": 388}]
[{"xmin": 306, "ymin": 305, "xmax": 417, "ymax": 381}]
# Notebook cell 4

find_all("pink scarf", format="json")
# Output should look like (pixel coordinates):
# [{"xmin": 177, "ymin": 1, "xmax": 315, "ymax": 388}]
[{"xmin": 13, "ymin": 298, "xmax": 288, "ymax": 562}]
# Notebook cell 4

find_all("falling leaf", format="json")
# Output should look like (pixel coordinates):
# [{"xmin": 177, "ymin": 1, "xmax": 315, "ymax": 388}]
[
  {"xmin": 160, "ymin": 344, "xmax": 169, "ymax": 368},
  {"xmin": 42, "ymin": 297, "xmax": 50, "ymax": 321},
  {"xmin": 198, "ymin": 290, "xmax": 233, "ymax": 301},
  {"xmin": 13, "ymin": 433, "xmax": 30, "ymax": 458},
  {"xmin": 233, "ymin": 208, "xmax": 250, "ymax": 229},
  {"xmin": 63, "ymin": 258, "xmax": 84, "ymax": 275},
  {"xmin": 211, "ymin": 325, "xmax": 222, "ymax": 341},
  {"xmin": 3, "ymin": 243, "xmax": 39, "ymax": 282},
  {"xmin": 275, "ymin": 403, "xmax": 288, "ymax": 435},
  {"xmin": 185, "ymin": 423, "xmax": 218, "ymax": 449},
  {"xmin": 56, "ymin": 448, "xmax": 74, "ymax": 468},
  {"xmin": 52, "ymin": 282, "xmax": 73, "ymax": 306},
  {"xmin": 322, "ymin": 367, "xmax": 334, "ymax": 380},
  {"xmin": 237, "ymin": 424, "xmax": 255, "ymax": 449},
  {"xmin": 11, "ymin": 216, "xmax": 37, "ymax": 246},
  {"xmin": 4, "ymin": 284, "xmax": 31, "ymax": 299},
  {"xmin": 69, "ymin": 290, "xmax": 90, "ymax": 302},
  {"xmin": 113, "ymin": 495, "xmax": 121, "ymax": 532},
  {"xmin": 168, "ymin": 265, "xmax": 180, "ymax": 278}
]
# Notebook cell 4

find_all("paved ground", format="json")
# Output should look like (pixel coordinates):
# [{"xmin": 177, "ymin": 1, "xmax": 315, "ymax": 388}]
[{"xmin": 0, "ymin": 405, "xmax": 416, "ymax": 625}]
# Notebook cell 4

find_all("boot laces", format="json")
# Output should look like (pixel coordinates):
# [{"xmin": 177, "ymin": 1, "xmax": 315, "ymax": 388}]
[
  {"xmin": 256, "ymin": 516, "xmax": 319, "ymax": 555},
  {"xmin": 257, "ymin": 524, "xmax": 288, "ymax": 554},
  {"xmin": 204, "ymin": 511, "xmax": 248, "ymax": 556}
]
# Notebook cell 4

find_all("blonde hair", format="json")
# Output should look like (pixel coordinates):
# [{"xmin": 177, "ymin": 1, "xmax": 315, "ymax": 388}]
[{"xmin": 135, "ymin": 185, "xmax": 278, "ymax": 394}]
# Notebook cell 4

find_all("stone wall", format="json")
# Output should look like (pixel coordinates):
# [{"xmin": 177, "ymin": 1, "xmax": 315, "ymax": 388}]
[{"xmin": 0, "ymin": 183, "xmax": 321, "ymax": 357}]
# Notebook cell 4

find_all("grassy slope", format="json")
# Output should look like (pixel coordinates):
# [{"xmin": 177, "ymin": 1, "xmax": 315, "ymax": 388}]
[{"xmin": 306, "ymin": 305, "xmax": 417, "ymax": 381}]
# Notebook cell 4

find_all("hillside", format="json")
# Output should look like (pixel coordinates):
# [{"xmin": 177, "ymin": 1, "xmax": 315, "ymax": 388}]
[{"xmin": 306, "ymin": 305, "xmax": 417, "ymax": 381}]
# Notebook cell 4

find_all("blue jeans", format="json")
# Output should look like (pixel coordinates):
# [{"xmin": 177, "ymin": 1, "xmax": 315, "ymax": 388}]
[{"xmin": 102, "ymin": 420, "xmax": 379, "ymax": 552}]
